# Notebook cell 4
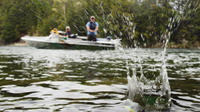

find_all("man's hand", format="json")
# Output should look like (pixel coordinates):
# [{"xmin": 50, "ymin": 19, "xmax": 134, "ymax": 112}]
[{"xmin": 89, "ymin": 29, "xmax": 95, "ymax": 32}]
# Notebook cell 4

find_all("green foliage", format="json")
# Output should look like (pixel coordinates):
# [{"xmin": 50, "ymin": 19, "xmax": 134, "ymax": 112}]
[
  {"xmin": 0, "ymin": 0, "xmax": 51, "ymax": 44},
  {"xmin": 0, "ymin": 0, "xmax": 199, "ymax": 48}
]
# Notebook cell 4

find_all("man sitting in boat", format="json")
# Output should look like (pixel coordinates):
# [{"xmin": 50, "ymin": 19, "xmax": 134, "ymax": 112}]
[
  {"xmin": 50, "ymin": 28, "xmax": 59, "ymax": 34},
  {"xmin": 86, "ymin": 16, "xmax": 99, "ymax": 41},
  {"xmin": 59, "ymin": 26, "xmax": 77, "ymax": 39},
  {"xmin": 48, "ymin": 28, "xmax": 60, "ymax": 41}
]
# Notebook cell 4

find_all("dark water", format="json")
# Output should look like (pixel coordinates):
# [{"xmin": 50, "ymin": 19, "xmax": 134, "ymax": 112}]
[{"xmin": 0, "ymin": 46, "xmax": 199, "ymax": 112}]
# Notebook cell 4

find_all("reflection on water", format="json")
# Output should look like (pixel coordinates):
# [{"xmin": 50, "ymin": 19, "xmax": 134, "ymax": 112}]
[{"xmin": 0, "ymin": 46, "xmax": 200, "ymax": 112}]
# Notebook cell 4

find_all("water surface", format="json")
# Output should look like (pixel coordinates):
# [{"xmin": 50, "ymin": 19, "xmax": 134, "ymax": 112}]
[{"xmin": 0, "ymin": 46, "xmax": 199, "ymax": 112}]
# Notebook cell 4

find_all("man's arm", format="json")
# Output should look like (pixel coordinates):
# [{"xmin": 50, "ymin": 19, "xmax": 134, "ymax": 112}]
[
  {"xmin": 95, "ymin": 26, "xmax": 98, "ymax": 32},
  {"xmin": 87, "ymin": 25, "xmax": 93, "ymax": 32},
  {"xmin": 86, "ymin": 22, "xmax": 93, "ymax": 32},
  {"xmin": 95, "ymin": 22, "xmax": 99, "ymax": 32}
]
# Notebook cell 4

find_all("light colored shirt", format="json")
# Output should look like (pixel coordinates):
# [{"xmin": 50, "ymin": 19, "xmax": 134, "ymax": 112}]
[{"xmin": 86, "ymin": 22, "xmax": 99, "ymax": 35}]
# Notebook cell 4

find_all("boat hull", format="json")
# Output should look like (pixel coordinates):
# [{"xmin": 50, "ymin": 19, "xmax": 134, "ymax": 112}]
[{"xmin": 21, "ymin": 36, "xmax": 116, "ymax": 50}]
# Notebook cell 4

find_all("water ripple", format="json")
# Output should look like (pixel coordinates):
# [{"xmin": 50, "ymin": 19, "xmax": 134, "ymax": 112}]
[{"xmin": 0, "ymin": 46, "xmax": 199, "ymax": 111}]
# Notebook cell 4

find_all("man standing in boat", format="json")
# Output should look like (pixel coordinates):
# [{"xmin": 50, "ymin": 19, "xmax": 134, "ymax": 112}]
[{"xmin": 86, "ymin": 16, "xmax": 99, "ymax": 41}]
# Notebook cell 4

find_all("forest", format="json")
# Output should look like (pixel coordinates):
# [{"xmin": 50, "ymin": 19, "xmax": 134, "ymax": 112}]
[{"xmin": 0, "ymin": 0, "xmax": 200, "ymax": 48}]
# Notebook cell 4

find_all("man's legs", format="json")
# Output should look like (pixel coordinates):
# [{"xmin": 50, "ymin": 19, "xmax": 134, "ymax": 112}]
[{"xmin": 88, "ymin": 34, "xmax": 97, "ymax": 41}]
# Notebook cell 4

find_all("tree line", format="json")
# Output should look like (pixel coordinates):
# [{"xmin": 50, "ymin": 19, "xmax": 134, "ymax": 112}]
[{"xmin": 0, "ymin": 0, "xmax": 199, "ymax": 48}]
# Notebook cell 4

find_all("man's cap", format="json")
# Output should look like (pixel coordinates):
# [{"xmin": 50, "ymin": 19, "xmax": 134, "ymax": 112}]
[
  {"xmin": 90, "ymin": 16, "xmax": 95, "ymax": 19},
  {"xmin": 66, "ymin": 26, "xmax": 70, "ymax": 29}
]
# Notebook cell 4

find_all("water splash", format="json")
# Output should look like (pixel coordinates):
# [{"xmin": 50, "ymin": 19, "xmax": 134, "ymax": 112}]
[{"xmin": 126, "ymin": 0, "xmax": 200, "ymax": 110}]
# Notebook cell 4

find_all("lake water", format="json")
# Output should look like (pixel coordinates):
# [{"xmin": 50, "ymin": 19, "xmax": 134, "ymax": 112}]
[{"xmin": 0, "ymin": 46, "xmax": 199, "ymax": 112}]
